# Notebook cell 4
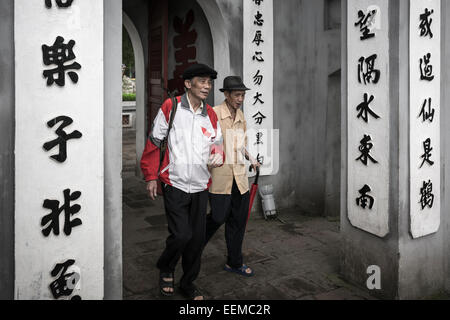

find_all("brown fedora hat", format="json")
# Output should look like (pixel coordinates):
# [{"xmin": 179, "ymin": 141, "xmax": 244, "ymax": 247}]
[{"xmin": 219, "ymin": 76, "xmax": 250, "ymax": 92}]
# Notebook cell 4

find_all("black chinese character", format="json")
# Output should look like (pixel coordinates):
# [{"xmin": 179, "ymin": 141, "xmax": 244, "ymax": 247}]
[
  {"xmin": 250, "ymin": 153, "xmax": 264, "ymax": 172},
  {"xmin": 255, "ymin": 132, "xmax": 264, "ymax": 145},
  {"xmin": 253, "ymin": 70, "xmax": 263, "ymax": 86},
  {"xmin": 254, "ymin": 11, "xmax": 264, "ymax": 26},
  {"xmin": 356, "ymin": 184, "xmax": 375, "ymax": 210},
  {"xmin": 43, "ymin": 116, "xmax": 82, "ymax": 163},
  {"xmin": 253, "ymin": 112, "xmax": 267, "ymax": 125},
  {"xmin": 252, "ymin": 51, "xmax": 264, "ymax": 62},
  {"xmin": 419, "ymin": 180, "xmax": 434, "ymax": 210},
  {"xmin": 49, "ymin": 259, "xmax": 81, "ymax": 300},
  {"xmin": 420, "ymin": 138, "xmax": 435, "ymax": 168},
  {"xmin": 419, "ymin": 8, "xmax": 434, "ymax": 39},
  {"xmin": 253, "ymin": 0, "xmax": 263, "ymax": 5},
  {"xmin": 420, "ymin": 53, "xmax": 434, "ymax": 81},
  {"xmin": 419, "ymin": 98, "xmax": 436, "ymax": 123},
  {"xmin": 256, "ymin": 153, "xmax": 264, "ymax": 164},
  {"xmin": 45, "ymin": 0, "xmax": 74, "ymax": 8},
  {"xmin": 42, "ymin": 189, "xmax": 82, "ymax": 237},
  {"xmin": 354, "ymin": 9, "xmax": 377, "ymax": 41},
  {"xmin": 42, "ymin": 36, "xmax": 81, "ymax": 86},
  {"xmin": 358, "ymin": 54, "xmax": 380, "ymax": 85},
  {"xmin": 253, "ymin": 92, "xmax": 265, "ymax": 105},
  {"xmin": 356, "ymin": 134, "xmax": 378, "ymax": 166},
  {"xmin": 356, "ymin": 93, "xmax": 380, "ymax": 123},
  {"xmin": 252, "ymin": 31, "xmax": 264, "ymax": 46}
]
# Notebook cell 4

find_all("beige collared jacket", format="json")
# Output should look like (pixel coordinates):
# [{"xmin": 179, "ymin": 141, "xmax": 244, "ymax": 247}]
[{"xmin": 209, "ymin": 101, "xmax": 249, "ymax": 195}]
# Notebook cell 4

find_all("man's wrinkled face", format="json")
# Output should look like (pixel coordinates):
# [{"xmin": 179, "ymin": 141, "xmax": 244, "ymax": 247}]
[
  {"xmin": 185, "ymin": 76, "xmax": 213, "ymax": 101},
  {"xmin": 225, "ymin": 90, "xmax": 246, "ymax": 110}
]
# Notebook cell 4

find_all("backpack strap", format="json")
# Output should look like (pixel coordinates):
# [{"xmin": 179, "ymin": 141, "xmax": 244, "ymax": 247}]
[
  {"xmin": 167, "ymin": 97, "xmax": 178, "ymax": 132},
  {"xmin": 158, "ymin": 97, "xmax": 178, "ymax": 174}
]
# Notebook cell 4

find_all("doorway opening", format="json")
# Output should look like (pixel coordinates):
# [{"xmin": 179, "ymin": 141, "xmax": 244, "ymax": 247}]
[
  {"xmin": 121, "ymin": 0, "xmax": 216, "ymax": 299},
  {"xmin": 119, "ymin": 0, "xmax": 363, "ymax": 301}
]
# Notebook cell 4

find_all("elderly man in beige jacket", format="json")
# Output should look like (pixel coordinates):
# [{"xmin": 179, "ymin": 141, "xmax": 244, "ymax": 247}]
[{"xmin": 204, "ymin": 76, "xmax": 260, "ymax": 277}]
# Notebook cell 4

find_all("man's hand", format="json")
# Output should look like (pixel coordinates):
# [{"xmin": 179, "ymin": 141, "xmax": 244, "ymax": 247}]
[
  {"xmin": 251, "ymin": 160, "xmax": 261, "ymax": 173},
  {"xmin": 208, "ymin": 153, "xmax": 223, "ymax": 169},
  {"xmin": 246, "ymin": 150, "xmax": 261, "ymax": 173},
  {"xmin": 146, "ymin": 180, "xmax": 158, "ymax": 200}
]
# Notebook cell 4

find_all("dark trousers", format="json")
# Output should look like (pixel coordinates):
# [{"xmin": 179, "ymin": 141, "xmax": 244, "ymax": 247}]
[
  {"xmin": 157, "ymin": 184, "xmax": 208, "ymax": 290},
  {"xmin": 205, "ymin": 179, "xmax": 250, "ymax": 269}
]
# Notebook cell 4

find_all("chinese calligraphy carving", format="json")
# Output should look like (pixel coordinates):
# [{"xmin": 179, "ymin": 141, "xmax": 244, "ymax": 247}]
[
  {"xmin": 409, "ymin": 1, "xmax": 441, "ymax": 238},
  {"xmin": 43, "ymin": 116, "xmax": 82, "ymax": 163},
  {"xmin": 256, "ymin": 153, "xmax": 264, "ymax": 165},
  {"xmin": 419, "ymin": 98, "xmax": 436, "ymax": 123},
  {"xmin": 250, "ymin": 153, "xmax": 264, "ymax": 172},
  {"xmin": 419, "ymin": 8, "xmax": 434, "ymax": 39},
  {"xmin": 355, "ymin": 9, "xmax": 377, "ymax": 41},
  {"xmin": 255, "ymin": 132, "xmax": 264, "ymax": 145},
  {"xmin": 252, "ymin": 30, "xmax": 264, "ymax": 46},
  {"xmin": 42, "ymin": 36, "xmax": 81, "ymax": 87},
  {"xmin": 356, "ymin": 93, "xmax": 380, "ymax": 123},
  {"xmin": 49, "ymin": 259, "xmax": 81, "ymax": 300},
  {"xmin": 420, "ymin": 138, "xmax": 435, "ymax": 168},
  {"xmin": 252, "ymin": 51, "xmax": 264, "ymax": 62},
  {"xmin": 356, "ymin": 134, "xmax": 378, "ymax": 166},
  {"xmin": 253, "ymin": 70, "xmax": 263, "ymax": 86},
  {"xmin": 245, "ymin": 0, "xmax": 273, "ymax": 177},
  {"xmin": 253, "ymin": 112, "xmax": 267, "ymax": 125},
  {"xmin": 42, "ymin": 189, "xmax": 82, "ymax": 237},
  {"xmin": 419, "ymin": 180, "xmax": 434, "ymax": 210},
  {"xmin": 419, "ymin": 53, "xmax": 435, "ymax": 81},
  {"xmin": 45, "ymin": 0, "xmax": 74, "ymax": 9},
  {"xmin": 254, "ymin": 11, "xmax": 264, "ymax": 26},
  {"xmin": 358, "ymin": 54, "xmax": 380, "ymax": 85},
  {"xmin": 253, "ymin": 92, "xmax": 265, "ymax": 105},
  {"xmin": 356, "ymin": 185, "xmax": 375, "ymax": 210}
]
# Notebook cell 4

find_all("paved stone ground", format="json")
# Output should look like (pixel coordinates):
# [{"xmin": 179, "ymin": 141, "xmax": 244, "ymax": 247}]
[{"xmin": 122, "ymin": 129, "xmax": 377, "ymax": 300}]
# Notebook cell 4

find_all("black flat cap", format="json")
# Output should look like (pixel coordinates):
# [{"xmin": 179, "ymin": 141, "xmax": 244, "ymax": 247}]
[
  {"xmin": 219, "ymin": 76, "xmax": 250, "ymax": 92},
  {"xmin": 183, "ymin": 63, "xmax": 218, "ymax": 80}
]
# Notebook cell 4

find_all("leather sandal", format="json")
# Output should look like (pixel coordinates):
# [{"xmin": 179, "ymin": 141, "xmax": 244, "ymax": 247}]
[
  {"xmin": 224, "ymin": 264, "xmax": 254, "ymax": 277},
  {"xmin": 159, "ymin": 272, "xmax": 174, "ymax": 297}
]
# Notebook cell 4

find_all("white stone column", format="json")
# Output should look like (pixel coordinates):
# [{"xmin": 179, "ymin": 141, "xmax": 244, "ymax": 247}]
[
  {"xmin": 14, "ymin": 0, "xmax": 104, "ymax": 300},
  {"xmin": 342, "ymin": 0, "xmax": 446, "ymax": 299}
]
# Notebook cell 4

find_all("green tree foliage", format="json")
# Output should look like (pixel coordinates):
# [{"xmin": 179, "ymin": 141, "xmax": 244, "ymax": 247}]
[{"xmin": 123, "ymin": 27, "xmax": 135, "ymax": 78}]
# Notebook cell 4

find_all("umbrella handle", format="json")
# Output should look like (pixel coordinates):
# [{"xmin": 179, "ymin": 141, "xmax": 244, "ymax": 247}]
[
  {"xmin": 254, "ymin": 166, "xmax": 260, "ymax": 185},
  {"xmin": 249, "ymin": 164, "xmax": 261, "ymax": 183},
  {"xmin": 246, "ymin": 167, "xmax": 260, "ymax": 228}
]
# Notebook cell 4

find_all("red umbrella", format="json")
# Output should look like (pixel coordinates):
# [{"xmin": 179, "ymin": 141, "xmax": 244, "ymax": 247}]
[{"xmin": 247, "ymin": 167, "xmax": 260, "ymax": 225}]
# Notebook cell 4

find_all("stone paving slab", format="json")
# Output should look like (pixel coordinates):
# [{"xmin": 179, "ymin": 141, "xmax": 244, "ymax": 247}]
[
  {"xmin": 314, "ymin": 287, "xmax": 375, "ymax": 300},
  {"xmin": 267, "ymin": 275, "xmax": 324, "ymax": 299},
  {"xmin": 233, "ymin": 282, "xmax": 294, "ymax": 300}
]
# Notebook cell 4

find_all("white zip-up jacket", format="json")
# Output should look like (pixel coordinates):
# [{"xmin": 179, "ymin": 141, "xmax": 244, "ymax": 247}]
[{"xmin": 141, "ymin": 94, "xmax": 224, "ymax": 193}]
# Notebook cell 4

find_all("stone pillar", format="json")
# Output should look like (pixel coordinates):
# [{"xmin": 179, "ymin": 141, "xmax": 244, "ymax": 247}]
[
  {"xmin": 104, "ymin": 0, "xmax": 123, "ymax": 300},
  {"xmin": 341, "ymin": 0, "xmax": 446, "ymax": 300},
  {"xmin": 14, "ymin": 0, "xmax": 105, "ymax": 300}
]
